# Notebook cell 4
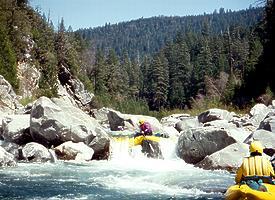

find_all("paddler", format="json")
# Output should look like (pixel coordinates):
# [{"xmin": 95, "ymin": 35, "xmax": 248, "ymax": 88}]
[{"xmin": 235, "ymin": 141, "xmax": 275, "ymax": 190}]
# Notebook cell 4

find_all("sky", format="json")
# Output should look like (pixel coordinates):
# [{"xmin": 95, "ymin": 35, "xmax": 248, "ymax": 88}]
[{"xmin": 30, "ymin": 0, "xmax": 258, "ymax": 30}]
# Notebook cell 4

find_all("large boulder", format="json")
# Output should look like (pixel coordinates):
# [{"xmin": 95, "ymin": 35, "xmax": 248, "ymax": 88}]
[
  {"xmin": 259, "ymin": 112, "xmax": 275, "ymax": 133},
  {"xmin": 30, "ymin": 97, "xmax": 110, "ymax": 159},
  {"xmin": 0, "ymin": 146, "xmax": 17, "ymax": 167},
  {"xmin": 176, "ymin": 127, "xmax": 239, "ymax": 164},
  {"xmin": 54, "ymin": 141, "xmax": 94, "ymax": 161},
  {"xmin": 245, "ymin": 129, "xmax": 275, "ymax": 156},
  {"xmin": 198, "ymin": 108, "xmax": 234, "ymax": 123},
  {"xmin": 21, "ymin": 142, "xmax": 52, "ymax": 162},
  {"xmin": 2, "ymin": 114, "xmax": 32, "ymax": 145},
  {"xmin": 161, "ymin": 113, "xmax": 190, "ymax": 127},
  {"xmin": 87, "ymin": 127, "xmax": 110, "ymax": 160},
  {"xmin": 249, "ymin": 103, "xmax": 271, "ymax": 127},
  {"xmin": 195, "ymin": 143, "xmax": 249, "ymax": 172},
  {"xmin": 141, "ymin": 140, "xmax": 163, "ymax": 159}
]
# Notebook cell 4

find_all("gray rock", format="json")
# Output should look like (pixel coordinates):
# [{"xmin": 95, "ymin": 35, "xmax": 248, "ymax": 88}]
[
  {"xmin": 2, "ymin": 114, "xmax": 32, "ymax": 145},
  {"xmin": 0, "ymin": 146, "xmax": 17, "ymax": 167},
  {"xmin": 87, "ymin": 127, "xmax": 110, "ymax": 160},
  {"xmin": 30, "ymin": 97, "xmax": 110, "ymax": 159},
  {"xmin": 176, "ymin": 127, "xmax": 237, "ymax": 164},
  {"xmin": 249, "ymin": 103, "xmax": 271, "ymax": 127},
  {"xmin": 198, "ymin": 108, "xmax": 234, "ymax": 123},
  {"xmin": 0, "ymin": 75, "xmax": 22, "ymax": 111},
  {"xmin": 91, "ymin": 107, "xmax": 110, "ymax": 124},
  {"xmin": 175, "ymin": 117, "xmax": 200, "ymax": 132},
  {"xmin": 17, "ymin": 62, "xmax": 40, "ymax": 98},
  {"xmin": 22, "ymin": 142, "xmax": 52, "ymax": 162},
  {"xmin": 54, "ymin": 141, "xmax": 94, "ymax": 161},
  {"xmin": 259, "ymin": 112, "xmax": 275, "ymax": 133},
  {"xmin": 161, "ymin": 113, "xmax": 190, "ymax": 126},
  {"xmin": 245, "ymin": 129, "xmax": 275, "ymax": 156},
  {"xmin": 0, "ymin": 141, "xmax": 21, "ymax": 160},
  {"xmin": 195, "ymin": 143, "xmax": 249, "ymax": 172}
]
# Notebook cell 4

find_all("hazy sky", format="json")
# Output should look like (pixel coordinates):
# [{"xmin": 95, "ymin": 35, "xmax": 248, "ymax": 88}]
[{"xmin": 30, "ymin": 0, "xmax": 258, "ymax": 30}]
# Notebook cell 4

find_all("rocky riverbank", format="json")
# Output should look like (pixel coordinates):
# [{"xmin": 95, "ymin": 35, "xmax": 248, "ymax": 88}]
[{"xmin": 1, "ymin": 75, "xmax": 275, "ymax": 173}]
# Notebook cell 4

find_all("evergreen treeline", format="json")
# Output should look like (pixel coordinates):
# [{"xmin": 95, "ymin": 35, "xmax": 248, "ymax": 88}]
[
  {"xmin": 87, "ymin": 6, "xmax": 271, "ymax": 111},
  {"xmin": 1, "ymin": 0, "xmax": 274, "ymax": 114},
  {"xmin": 90, "ymin": 22, "xmax": 264, "ymax": 110},
  {"xmin": 77, "ymin": 7, "xmax": 263, "ymax": 59}
]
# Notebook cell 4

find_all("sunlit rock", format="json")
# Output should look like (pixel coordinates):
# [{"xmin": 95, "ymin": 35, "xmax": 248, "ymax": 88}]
[
  {"xmin": 259, "ymin": 112, "xmax": 275, "ymax": 133},
  {"xmin": 17, "ymin": 62, "xmax": 40, "ymax": 98},
  {"xmin": 177, "ymin": 127, "xmax": 238, "ymax": 164},
  {"xmin": 30, "ymin": 96, "xmax": 110, "ymax": 159},
  {"xmin": 249, "ymin": 103, "xmax": 271, "ymax": 127},
  {"xmin": 21, "ymin": 142, "xmax": 52, "ymax": 162},
  {"xmin": 175, "ymin": 117, "xmax": 200, "ymax": 132},
  {"xmin": 0, "ymin": 146, "xmax": 17, "ymax": 167},
  {"xmin": 54, "ymin": 141, "xmax": 94, "ymax": 161},
  {"xmin": 195, "ymin": 143, "xmax": 249, "ymax": 172},
  {"xmin": 160, "ymin": 113, "xmax": 190, "ymax": 127},
  {"xmin": 198, "ymin": 108, "xmax": 234, "ymax": 123},
  {"xmin": 0, "ymin": 75, "xmax": 22, "ymax": 112},
  {"xmin": 245, "ymin": 129, "xmax": 275, "ymax": 156},
  {"xmin": 58, "ymin": 65, "xmax": 94, "ymax": 110},
  {"xmin": 0, "ymin": 141, "xmax": 21, "ymax": 160},
  {"xmin": 107, "ymin": 109, "xmax": 163, "ymax": 133},
  {"xmin": 2, "ymin": 114, "xmax": 32, "ymax": 145}
]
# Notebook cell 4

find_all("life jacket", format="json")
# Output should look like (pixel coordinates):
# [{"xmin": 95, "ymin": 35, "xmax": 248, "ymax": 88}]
[
  {"xmin": 235, "ymin": 156, "xmax": 275, "ymax": 184},
  {"xmin": 140, "ymin": 122, "xmax": 152, "ymax": 134}
]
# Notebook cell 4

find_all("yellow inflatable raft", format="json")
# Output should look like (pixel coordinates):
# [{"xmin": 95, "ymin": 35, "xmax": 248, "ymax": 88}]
[
  {"xmin": 129, "ymin": 135, "xmax": 160, "ymax": 147},
  {"xmin": 113, "ymin": 135, "xmax": 160, "ymax": 146},
  {"xmin": 225, "ymin": 183, "xmax": 275, "ymax": 200}
]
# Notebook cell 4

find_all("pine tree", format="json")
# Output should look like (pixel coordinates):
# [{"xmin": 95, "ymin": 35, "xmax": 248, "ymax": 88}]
[
  {"xmin": 55, "ymin": 18, "xmax": 66, "ymax": 69},
  {"xmin": 128, "ymin": 58, "xmax": 140, "ymax": 98},
  {"xmin": 94, "ymin": 49, "xmax": 107, "ymax": 94},
  {"xmin": 166, "ymin": 35, "xmax": 192, "ymax": 108},
  {"xmin": 148, "ymin": 50, "xmax": 169, "ymax": 110},
  {"xmin": 120, "ymin": 50, "xmax": 131, "ymax": 95},
  {"xmin": 140, "ymin": 56, "xmax": 151, "ymax": 99},
  {"xmin": 105, "ymin": 49, "xmax": 122, "ymax": 95}
]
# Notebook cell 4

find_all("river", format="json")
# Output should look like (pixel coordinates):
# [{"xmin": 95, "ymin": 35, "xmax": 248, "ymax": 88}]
[{"xmin": 0, "ymin": 138, "xmax": 234, "ymax": 199}]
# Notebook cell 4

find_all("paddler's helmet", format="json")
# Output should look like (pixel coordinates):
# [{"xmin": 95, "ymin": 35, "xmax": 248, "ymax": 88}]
[
  {"xmin": 249, "ymin": 141, "xmax": 263, "ymax": 154},
  {"xmin": 139, "ymin": 119, "xmax": 145, "ymax": 125}
]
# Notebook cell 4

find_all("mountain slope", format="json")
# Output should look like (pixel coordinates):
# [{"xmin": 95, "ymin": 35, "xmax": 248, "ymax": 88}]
[{"xmin": 77, "ymin": 7, "xmax": 263, "ymax": 58}]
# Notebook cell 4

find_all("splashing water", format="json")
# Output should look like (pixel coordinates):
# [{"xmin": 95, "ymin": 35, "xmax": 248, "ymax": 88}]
[{"xmin": 0, "ymin": 138, "xmax": 234, "ymax": 199}]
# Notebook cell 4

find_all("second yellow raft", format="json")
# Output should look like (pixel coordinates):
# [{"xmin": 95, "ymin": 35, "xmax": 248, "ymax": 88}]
[{"xmin": 225, "ymin": 183, "xmax": 275, "ymax": 200}]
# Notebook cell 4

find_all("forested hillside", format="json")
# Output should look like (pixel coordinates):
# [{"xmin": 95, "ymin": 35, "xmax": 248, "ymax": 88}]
[
  {"xmin": 0, "ymin": 0, "xmax": 92, "ymax": 99},
  {"xmin": 0, "ymin": 0, "xmax": 274, "ymax": 115},
  {"xmin": 77, "ymin": 7, "xmax": 263, "ymax": 58},
  {"xmin": 81, "ymin": 6, "xmax": 275, "ymax": 111}
]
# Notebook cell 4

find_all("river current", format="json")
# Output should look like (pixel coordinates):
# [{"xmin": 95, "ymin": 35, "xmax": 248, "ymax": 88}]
[{"xmin": 0, "ymin": 138, "xmax": 234, "ymax": 199}]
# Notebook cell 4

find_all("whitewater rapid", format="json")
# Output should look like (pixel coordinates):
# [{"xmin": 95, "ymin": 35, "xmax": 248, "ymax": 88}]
[{"xmin": 0, "ymin": 138, "xmax": 234, "ymax": 199}]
